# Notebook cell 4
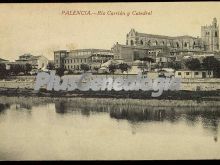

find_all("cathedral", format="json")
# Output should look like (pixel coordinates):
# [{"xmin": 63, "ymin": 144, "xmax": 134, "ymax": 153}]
[{"xmin": 126, "ymin": 18, "xmax": 219, "ymax": 52}]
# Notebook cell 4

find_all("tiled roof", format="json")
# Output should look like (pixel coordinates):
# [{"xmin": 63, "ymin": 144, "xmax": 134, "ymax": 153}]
[{"xmin": 137, "ymin": 32, "xmax": 197, "ymax": 40}]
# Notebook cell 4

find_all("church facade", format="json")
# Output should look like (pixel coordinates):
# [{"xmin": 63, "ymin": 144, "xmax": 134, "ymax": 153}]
[
  {"xmin": 111, "ymin": 18, "xmax": 219, "ymax": 63},
  {"xmin": 126, "ymin": 18, "xmax": 219, "ymax": 52}
]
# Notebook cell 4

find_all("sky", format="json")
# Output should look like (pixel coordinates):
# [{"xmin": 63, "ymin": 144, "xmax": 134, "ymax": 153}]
[{"xmin": 1, "ymin": 2, "xmax": 220, "ymax": 61}]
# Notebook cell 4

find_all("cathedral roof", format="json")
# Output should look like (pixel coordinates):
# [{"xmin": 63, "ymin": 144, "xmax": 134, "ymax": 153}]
[{"xmin": 136, "ymin": 32, "xmax": 197, "ymax": 40}]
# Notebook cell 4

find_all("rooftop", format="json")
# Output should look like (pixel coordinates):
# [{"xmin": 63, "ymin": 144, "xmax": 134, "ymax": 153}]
[
  {"xmin": 0, "ymin": 58, "xmax": 9, "ymax": 61},
  {"xmin": 69, "ymin": 49, "xmax": 111, "ymax": 53},
  {"xmin": 137, "ymin": 32, "xmax": 197, "ymax": 40},
  {"xmin": 113, "ymin": 43, "xmax": 169, "ymax": 50}
]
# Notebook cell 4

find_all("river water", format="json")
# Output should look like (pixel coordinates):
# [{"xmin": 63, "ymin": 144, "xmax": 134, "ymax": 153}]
[{"xmin": 0, "ymin": 96, "xmax": 220, "ymax": 160}]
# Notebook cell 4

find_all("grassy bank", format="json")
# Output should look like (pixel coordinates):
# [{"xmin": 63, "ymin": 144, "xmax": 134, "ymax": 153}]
[{"xmin": 0, "ymin": 87, "xmax": 220, "ymax": 101}]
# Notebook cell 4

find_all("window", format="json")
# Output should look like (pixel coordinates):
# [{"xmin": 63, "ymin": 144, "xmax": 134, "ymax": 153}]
[
  {"xmin": 140, "ymin": 40, "xmax": 144, "ymax": 45},
  {"xmin": 176, "ymin": 42, "xmax": 179, "ymax": 48},
  {"xmin": 184, "ymin": 42, "xmax": 187, "ymax": 47},
  {"xmin": 208, "ymin": 71, "xmax": 212, "ymax": 75},
  {"xmin": 193, "ymin": 41, "xmax": 196, "ymax": 49},
  {"xmin": 178, "ymin": 72, "xmax": 181, "ymax": 75},
  {"xmin": 186, "ymin": 72, "xmax": 190, "ymax": 75},
  {"xmin": 195, "ymin": 72, "xmax": 199, "ymax": 75},
  {"xmin": 130, "ymin": 40, "xmax": 134, "ymax": 46},
  {"xmin": 215, "ymin": 31, "xmax": 218, "ymax": 37}
]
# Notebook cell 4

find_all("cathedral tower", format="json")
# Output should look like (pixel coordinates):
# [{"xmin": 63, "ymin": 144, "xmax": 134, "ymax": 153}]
[{"xmin": 201, "ymin": 18, "xmax": 219, "ymax": 51}]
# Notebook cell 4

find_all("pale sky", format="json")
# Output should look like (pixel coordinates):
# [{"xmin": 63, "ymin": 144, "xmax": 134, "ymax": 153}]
[{"xmin": 1, "ymin": 2, "xmax": 220, "ymax": 61}]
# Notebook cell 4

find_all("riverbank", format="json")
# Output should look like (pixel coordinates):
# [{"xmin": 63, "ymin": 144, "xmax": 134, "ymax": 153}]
[{"xmin": 0, "ymin": 87, "xmax": 220, "ymax": 101}]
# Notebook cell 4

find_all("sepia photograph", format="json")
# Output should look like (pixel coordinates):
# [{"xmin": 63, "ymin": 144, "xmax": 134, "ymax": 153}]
[{"xmin": 0, "ymin": 2, "xmax": 220, "ymax": 160}]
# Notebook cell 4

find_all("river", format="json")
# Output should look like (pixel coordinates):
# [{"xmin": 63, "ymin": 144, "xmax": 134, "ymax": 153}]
[{"xmin": 0, "ymin": 96, "xmax": 220, "ymax": 160}]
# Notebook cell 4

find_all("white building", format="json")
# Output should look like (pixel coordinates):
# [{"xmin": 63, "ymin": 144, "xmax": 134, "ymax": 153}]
[
  {"xmin": 15, "ymin": 54, "xmax": 48, "ymax": 70},
  {"xmin": 175, "ymin": 70, "xmax": 213, "ymax": 78}
]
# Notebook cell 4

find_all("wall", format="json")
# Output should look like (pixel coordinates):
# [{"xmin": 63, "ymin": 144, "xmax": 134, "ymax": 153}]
[
  {"xmin": 0, "ymin": 76, "xmax": 220, "ymax": 91},
  {"xmin": 181, "ymin": 78, "xmax": 220, "ymax": 91}
]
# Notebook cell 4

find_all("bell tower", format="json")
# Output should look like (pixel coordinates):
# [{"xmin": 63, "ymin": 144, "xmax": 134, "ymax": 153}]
[{"xmin": 201, "ymin": 18, "xmax": 219, "ymax": 51}]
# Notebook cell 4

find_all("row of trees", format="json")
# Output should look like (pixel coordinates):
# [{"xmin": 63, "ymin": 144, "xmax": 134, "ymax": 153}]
[
  {"xmin": 55, "ymin": 64, "xmax": 91, "ymax": 77},
  {"xmin": 108, "ymin": 63, "xmax": 131, "ymax": 74},
  {"xmin": 184, "ymin": 56, "xmax": 220, "ymax": 77},
  {"xmin": 54, "ymin": 63, "xmax": 132, "ymax": 77},
  {"xmin": 0, "ymin": 63, "xmax": 32, "ymax": 79}
]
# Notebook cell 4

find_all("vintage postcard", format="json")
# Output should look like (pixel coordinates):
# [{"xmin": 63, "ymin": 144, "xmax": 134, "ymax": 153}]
[{"xmin": 0, "ymin": 2, "xmax": 220, "ymax": 160}]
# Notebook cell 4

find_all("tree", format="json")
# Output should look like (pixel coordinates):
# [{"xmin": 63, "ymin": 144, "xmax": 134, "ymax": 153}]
[
  {"xmin": 185, "ymin": 58, "xmax": 201, "ymax": 70},
  {"xmin": 118, "ymin": 63, "xmax": 130, "ymax": 73},
  {"xmin": 24, "ymin": 63, "xmax": 32, "ymax": 75},
  {"xmin": 167, "ymin": 61, "xmax": 182, "ymax": 70},
  {"xmin": 80, "ymin": 64, "xmax": 90, "ymax": 73},
  {"xmin": 108, "ymin": 64, "xmax": 117, "ymax": 74},
  {"xmin": 93, "ymin": 66, "xmax": 99, "ymax": 73},
  {"xmin": 202, "ymin": 56, "xmax": 220, "ymax": 77},
  {"xmin": 0, "ymin": 63, "xmax": 7, "ymax": 79},
  {"xmin": 202, "ymin": 56, "xmax": 219, "ymax": 70},
  {"xmin": 47, "ymin": 62, "xmax": 55, "ymax": 70},
  {"xmin": 10, "ymin": 64, "xmax": 24, "ymax": 75},
  {"xmin": 56, "ymin": 66, "xmax": 65, "ymax": 77}
]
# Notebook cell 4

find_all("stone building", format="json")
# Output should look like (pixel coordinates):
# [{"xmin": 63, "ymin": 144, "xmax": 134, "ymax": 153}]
[
  {"xmin": 15, "ymin": 54, "xmax": 48, "ymax": 70},
  {"xmin": 126, "ymin": 29, "xmax": 205, "ymax": 51},
  {"xmin": 54, "ymin": 50, "xmax": 69, "ymax": 68},
  {"xmin": 111, "ymin": 42, "xmax": 170, "ymax": 63},
  {"xmin": 201, "ymin": 18, "xmax": 219, "ymax": 51},
  {"xmin": 112, "ymin": 18, "xmax": 219, "ymax": 64},
  {"xmin": 126, "ymin": 18, "xmax": 219, "ymax": 52},
  {"xmin": 54, "ymin": 49, "xmax": 114, "ymax": 70}
]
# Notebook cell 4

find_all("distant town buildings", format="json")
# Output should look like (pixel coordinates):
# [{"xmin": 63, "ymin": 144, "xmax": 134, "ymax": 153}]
[
  {"xmin": 111, "ymin": 42, "xmax": 170, "ymax": 63},
  {"xmin": 15, "ymin": 54, "xmax": 48, "ymax": 70},
  {"xmin": 110, "ymin": 18, "xmax": 220, "ymax": 65},
  {"xmin": 54, "ymin": 49, "xmax": 113, "ymax": 70},
  {"xmin": 1, "ymin": 18, "xmax": 218, "ymax": 79}
]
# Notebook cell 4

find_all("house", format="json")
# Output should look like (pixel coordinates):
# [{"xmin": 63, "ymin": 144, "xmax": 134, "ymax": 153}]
[
  {"xmin": 175, "ymin": 70, "xmax": 213, "ymax": 78},
  {"xmin": 15, "ymin": 54, "xmax": 48, "ymax": 70},
  {"xmin": 0, "ymin": 58, "xmax": 9, "ymax": 63},
  {"xmin": 55, "ymin": 49, "xmax": 114, "ymax": 70}
]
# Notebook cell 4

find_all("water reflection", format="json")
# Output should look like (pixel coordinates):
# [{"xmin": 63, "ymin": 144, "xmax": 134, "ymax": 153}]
[
  {"xmin": 0, "ymin": 96, "xmax": 220, "ymax": 142},
  {"xmin": 54, "ymin": 101, "xmax": 220, "ymax": 141},
  {"xmin": 0, "ymin": 103, "xmax": 10, "ymax": 114},
  {"xmin": 1, "ymin": 96, "xmax": 220, "ymax": 160}
]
